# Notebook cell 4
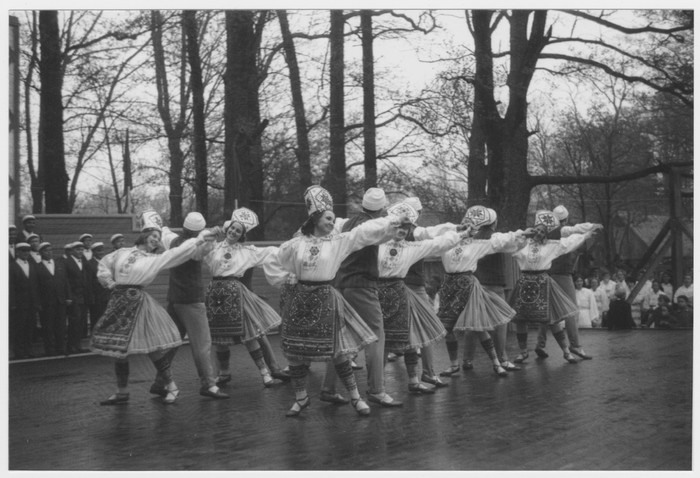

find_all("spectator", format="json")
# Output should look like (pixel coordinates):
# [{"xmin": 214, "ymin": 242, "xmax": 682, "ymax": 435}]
[
  {"xmin": 607, "ymin": 289, "xmax": 636, "ymax": 330},
  {"xmin": 674, "ymin": 274, "xmax": 693, "ymax": 306},
  {"xmin": 660, "ymin": 271, "xmax": 674, "ymax": 299},
  {"xmin": 110, "ymin": 233, "xmax": 126, "ymax": 251},
  {"xmin": 647, "ymin": 304, "xmax": 678, "ymax": 329},
  {"xmin": 574, "ymin": 275, "xmax": 598, "ymax": 328},
  {"xmin": 641, "ymin": 280, "xmax": 664, "ymax": 326},
  {"xmin": 9, "ymin": 242, "xmax": 41, "ymax": 359},
  {"xmin": 19, "ymin": 215, "xmax": 40, "ymax": 243},
  {"xmin": 80, "ymin": 234, "xmax": 94, "ymax": 261},
  {"xmin": 674, "ymin": 295, "xmax": 693, "ymax": 328},
  {"xmin": 614, "ymin": 269, "xmax": 630, "ymax": 298},
  {"xmin": 36, "ymin": 242, "xmax": 71, "ymax": 356},
  {"xmin": 9, "ymin": 225, "xmax": 17, "ymax": 259},
  {"xmin": 65, "ymin": 242, "xmax": 93, "ymax": 355},
  {"xmin": 589, "ymin": 277, "xmax": 608, "ymax": 328},
  {"xmin": 27, "ymin": 234, "xmax": 42, "ymax": 263},
  {"xmin": 600, "ymin": 270, "xmax": 617, "ymax": 303}
]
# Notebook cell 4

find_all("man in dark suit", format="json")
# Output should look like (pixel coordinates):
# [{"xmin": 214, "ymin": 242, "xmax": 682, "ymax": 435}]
[
  {"xmin": 9, "ymin": 243, "xmax": 41, "ymax": 359},
  {"xmin": 19, "ymin": 215, "xmax": 41, "ymax": 243},
  {"xmin": 65, "ymin": 241, "xmax": 93, "ymax": 354},
  {"xmin": 37, "ymin": 242, "xmax": 72, "ymax": 356}
]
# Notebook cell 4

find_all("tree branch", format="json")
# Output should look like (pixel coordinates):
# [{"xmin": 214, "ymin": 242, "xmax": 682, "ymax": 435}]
[{"xmin": 530, "ymin": 161, "xmax": 693, "ymax": 187}]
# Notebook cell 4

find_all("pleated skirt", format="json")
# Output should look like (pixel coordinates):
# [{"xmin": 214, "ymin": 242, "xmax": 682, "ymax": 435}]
[
  {"xmin": 378, "ymin": 279, "xmax": 446, "ymax": 352},
  {"xmin": 438, "ymin": 272, "xmax": 514, "ymax": 332},
  {"xmin": 91, "ymin": 286, "xmax": 183, "ymax": 359},
  {"xmin": 281, "ymin": 283, "xmax": 378, "ymax": 362},
  {"xmin": 510, "ymin": 271, "xmax": 577, "ymax": 325},
  {"xmin": 205, "ymin": 277, "xmax": 282, "ymax": 345}
]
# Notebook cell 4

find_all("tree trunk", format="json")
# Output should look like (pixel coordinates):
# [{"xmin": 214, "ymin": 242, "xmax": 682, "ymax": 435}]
[
  {"xmin": 25, "ymin": 12, "xmax": 42, "ymax": 213},
  {"xmin": 361, "ymin": 11, "xmax": 377, "ymax": 190},
  {"xmin": 38, "ymin": 10, "xmax": 69, "ymax": 213},
  {"xmin": 328, "ymin": 10, "xmax": 347, "ymax": 218},
  {"xmin": 225, "ymin": 11, "xmax": 266, "ymax": 240},
  {"xmin": 183, "ymin": 10, "xmax": 209, "ymax": 219},
  {"xmin": 277, "ymin": 10, "xmax": 312, "ymax": 192}
]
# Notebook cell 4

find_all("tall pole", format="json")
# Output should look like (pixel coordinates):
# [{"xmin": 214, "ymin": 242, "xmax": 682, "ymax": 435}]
[
  {"xmin": 669, "ymin": 167, "xmax": 684, "ymax": 287},
  {"xmin": 9, "ymin": 16, "xmax": 21, "ymax": 223}
]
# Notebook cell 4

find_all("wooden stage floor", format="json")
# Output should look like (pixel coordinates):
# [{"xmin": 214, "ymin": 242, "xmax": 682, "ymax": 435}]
[{"xmin": 7, "ymin": 329, "xmax": 693, "ymax": 471}]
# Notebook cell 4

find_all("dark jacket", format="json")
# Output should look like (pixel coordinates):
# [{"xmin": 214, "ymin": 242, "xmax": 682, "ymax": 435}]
[
  {"xmin": 547, "ymin": 226, "xmax": 579, "ymax": 276},
  {"xmin": 65, "ymin": 255, "xmax": 93, "ymax": 305},
  {"xmin": 335, "ymin": 212, "xmax": 379, "ymax": 289},
  {"xmin": 167, "ymin": 235, "xmax": 205, "ymax": 304},
  {"xmin": 474, "ymin": 228, "xmax": 507, "ymax": 286},
  {"xmin": 37, "ymin": 256, "xmax": 72, "ymax": 307},
  {"xmin": 9, "ymin": 258, "xmax": 40, "ymax": 311}
]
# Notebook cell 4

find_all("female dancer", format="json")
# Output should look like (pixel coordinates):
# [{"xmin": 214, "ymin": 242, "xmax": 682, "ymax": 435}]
[
  {"xmin": 378, "ymin": 202, "xmax": 463, "ymax": 393},
  {"xmin": 510, "ymin": 210, "xmax": 601, "ymax": 363},
  {"xmin": 203, "ymin": 208, "xmax": 282, "ymax": 388},
  {"xmin": 276, "ymin": 185, "xmax": 404, "ymax": 417},
  {"xmin": 437, "ymin": 205, "xmax": 528, "ymax": 377},
  {"xmin": 92, "ymin": 210, "xmax": 216, "ymax": 405}
]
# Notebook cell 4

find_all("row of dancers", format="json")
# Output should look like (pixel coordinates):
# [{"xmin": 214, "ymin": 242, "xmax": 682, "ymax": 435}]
[{"xmin": 90, "ymin": 186, "xmax": 601, "ymax": 417}]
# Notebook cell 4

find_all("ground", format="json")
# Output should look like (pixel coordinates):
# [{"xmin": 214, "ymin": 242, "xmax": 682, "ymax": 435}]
[{"xmin": 7, "ymin": 329, "xmax": 692, "ymax": 471}]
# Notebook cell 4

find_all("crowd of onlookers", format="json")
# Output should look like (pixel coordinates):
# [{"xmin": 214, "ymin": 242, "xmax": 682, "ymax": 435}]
[
  {"xmin": 575, "ymin": 268, "xmax": 693, "ymax": 330},
  {"xmin": 8, "ymin": 215, "xmax": 127, "ymax": 359}
]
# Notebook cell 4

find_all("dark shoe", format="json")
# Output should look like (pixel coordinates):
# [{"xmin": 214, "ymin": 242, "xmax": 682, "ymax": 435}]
[
  {"xmin": 563, "ymin": 353, "xmax": 578, "ymax": 364},
  {"xmin": 421, "ymin": 373, "xmax": 448, "ymax": 388},
  {"xmin": 263, "ymin": 374, "xmax": 283, "ymax": 388},
  {"xmin": 351, "ymin": 398, "xmax": 371, "ymax": 416},
  {"xmin": 513, "ymin": 351, "xmax": 529, "ymax": 364},
  {"xmin": 149, "ymin": 382, "xmax": 167, "ymax": 397},
  {"xmin": 570, "ymin": 347, "xmax": 593, "ymax": 360},
  {"xmin": 199, "ymin": 387, "xmax": 230, "ymax": 399},
  {"xmin": 408, "ymin": 383, "xmax": 436, "ymax": 394},
  {"xmin": 501, "ymin": 361, "xmax": 521, "ymax": 372},
  {"xmin": 286, "ymin": 395, "xmax": 310, "ymax": 417},
  {"xmin": 100, "ymin": 392, "xmax": 129, "ymax": 406},
  {"xmin": 350, "ymin": 360, "xmax": 363, "ymax": 370},
  {"xmin": 271, "ymin": 369, "xmax": 292, "ymax": 382},
  {"xmin": 493, "ymin": 364, "xmax": 508, "ymax": 377},
  {"xmin": 534, "ymin": 347, "xmax": 549, "ymax": 358},
  {"xmin": 320, "ymin": 391, "xmax": 350, "ymax": 405},
  {"xmin": 216, "ymin": 374, "xmax": 232, "ymax": 386},
  {"xmin": 439, "ymin": 365, "xmax": 461, "ymax": 377},
  {"xmin": 366, "ymin": 392, "xmax": 403, "ymax": 407},
  {"xmin": 462, "ymin": 360, "xmax": 474, "ymax": 370}
]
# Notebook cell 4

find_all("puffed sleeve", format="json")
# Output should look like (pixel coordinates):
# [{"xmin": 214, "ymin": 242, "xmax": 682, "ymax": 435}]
[
  {"xmin": 336, "ymin": 217, "xmax": 398, "ymax": 257},
  {"xmin": 561, "ymin": 223, "xmax": 600, "ymax": 238},
  {"xmin": 489, "ymin": 230, "xmax": 528, "ymax": 253},
  {"xmin": 277, "ymin": 236, "xmax": 304, "ymax": 275},
  {"xmin": 250, "ymin": 245, "xmax": 279, "ymax": 267},
  {"xmin": 262, "ymin": 250, "xmax": 293, "ymax": 288},
  {"xmin": 150, "ymin": 237, "xmax": 200, "ymax": 271},
  {"xmin": 558, "ymin": 232, "xmax": 592, "ymax": 255},
  {"xmin": 97, "ymin": 251, "xmax": 118, "ymax": 289},
  {"xmin": 413, "ymin": 222, "xmax": 458, "ymax": 241},
  {"xmin": 333, "ymin": 217, "xmax": 349, "ymax": 234},
  {"xmin": 410, "ymin": 230, "xmax": 462, "ymax": 262}
]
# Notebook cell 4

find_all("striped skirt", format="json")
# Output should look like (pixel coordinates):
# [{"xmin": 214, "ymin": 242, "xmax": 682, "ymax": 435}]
[
  {"xmin": 438, "ymin": 272, "xmax": 515, "ymax": 332},
  {"xmin": 205, "ymin": 277, "xmax": 282, "ymax": 345},
  {"xmin": 90, "ymin": 285, "xmax": 182, "ymax": 359},
  {"xmin": 281, "ymin": 282, "xmax": 377, "ymax": 362},
  {"xmin": 510, "ymin": 271, "xmax": 577, "ymax": 325},
  {"xmin": 378, "ymin": 279, "xmax": 446, "ymax": 353}
]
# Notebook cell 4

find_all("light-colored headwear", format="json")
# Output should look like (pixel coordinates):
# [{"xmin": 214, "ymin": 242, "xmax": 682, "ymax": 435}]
[
  {"xmin": 91, "ymin": 242, "xmax": 105, "ymax": 250},
  {"xmin": 9, "ymin": 224, "xmax": 16, "ymax": 230},
  {"xmin": 26, "ymin": 233, "xmax": 40, "ymax": 242},
  {"xmin": 22, "ymin": 215, "xmax": 36, "ymax": 223},
  {"xmin": 79, "ymin": 233, "xmax": 93, "ymax": 242},
  {"xmin": 183, "ymin": 212, "xmax": 206, "ymax": 232},
  {"xmin": 68, "ymin": 241, "xmax": 86, "ymax": 249},
  {"xmin": 64, "ymin": 244, "xmax": 72, "ymax": 251},
  {"xmin": 404, "ymin": 197, "xmax": 422, "ymax": 212},
  {"xmin": 140, "ymin": 210, "xmax": 163, "ymax": 232},
  {"xmin": 486, "ymin": 208, "xmax": 498, "ymax": 229},
  {"xmin": 229, "ymin": 208, "xmax": 259, "ymax": 232},
  {"xmin": 553, "ymin": 205, "xmax": 569, "ymax": 221},
  {"xmin": 534, "ymin": 210, "xmax": 560, "ymax": 232},
  {"xmin": 110, "ymin": 233, "xmax": 124, "ymax": 244},
  {"xmin": 465, "ymin": 205, "xmax": 496, "ymax": 229},
  {"xmin": 38, "ymin": 242, "xmax": 52, "ymax": 251},
  {"xmin": 15, "ymin": 242, "xmax": 30, "ymax": 250},
  {"xmin": 386, "ymin": 202, "xmax": 419, "ymax": 225},
  {"xmin": 304, "ymin": 186, "xmax": 334, "ymax": 217},
  {"xmin": 362, "ymin": 188, "xmax": 387, "ymax": 211}
]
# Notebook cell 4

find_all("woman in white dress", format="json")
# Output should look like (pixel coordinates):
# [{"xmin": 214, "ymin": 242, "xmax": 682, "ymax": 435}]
[
  {"xmin": 202, "ymin": 208, "xmax": 283, "ymax": 388},
  {"xmin": 276, "ymin": 186, "xmax": 404, "ymax": 417},
  {"xmin": 437, "ymin": 205, "xmax": 528, "ymax": 377},
  {"xmin": 92, "ymin": 210, "xmax": 216, "ymax": 405},
  {"xmin": 589, "ymin": 277, "xmax": 609, "ymax": 327},
  {"xmin": 510, "ymin": 211, "xmax": 602, "ymax": 363},
  {"xmin": 377, "ymin": 202, "xmax": 463, "ymax": 393},
  {"xmin": 574, "ymin": 276, "xmax": 599, "ymax": 328}
]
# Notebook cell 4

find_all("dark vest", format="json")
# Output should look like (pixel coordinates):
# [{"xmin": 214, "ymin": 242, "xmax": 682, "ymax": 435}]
[
  {"xmin": 404, "ymin": 229, "xmax": 424, "ymax": 287},
  {"xmin": 167, "ymin": 235, "xmax": 205, "ymax": 304},
  {"xmin": 334, "ymin": 212, "xmax": 379, "ymax": 289},
  {"xmin": 473, "ymin": 229, "xmax": 506, "ymax": 286},
  {"xmin": 548, "ymin": 226, "xmax": 578, "ymax": 275}
]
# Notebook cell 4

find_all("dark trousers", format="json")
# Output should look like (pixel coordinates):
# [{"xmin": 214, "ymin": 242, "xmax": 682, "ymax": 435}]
[
  {"xmin": 67, "ymin": 303, "xmax": 88, "ymax": 353},
  {"xmin": 40, "ymin": 302, "xmax": 67, "ymax": 355},
  {"xmin": 10, "ymin": 308, "xmax": 35, "ymax": 359}
]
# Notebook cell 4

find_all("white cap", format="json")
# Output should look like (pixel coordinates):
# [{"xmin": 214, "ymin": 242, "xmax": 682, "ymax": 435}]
[
  {"xmin": 386, "ymin": 202, "xmax": 419, "ymax": 225},
  {"xmin": 91, "ymin": 242, "xmax": 105, "ymax": 250},
  {"xmin": 140, "ymin": 210, "xmax": 163, "ymax": 232},
  {"xmin": 69, "ymin": 241, "xmax": 86, "ymax": 249},
  {"xmin": 534, "ymin": 210, "xmax": 560, "ymax": 232},
  {"xmin": 230, "ymin": 208, "xmax": 259, "ymax": 232},
  {"xmin": 183, "ymin": 212, "xmax": 206, "ymax": 232},
  {"xmin": 26, "ymin": 233, "xmax": 40, "ymax": 242},
  {"xmin": 304, "ymin": 186, "xmax": 334, "ymax": 216},
  {"xmin": 404, "ymin": 197, "xmax": 422, "ymax": 212},
  {"xmin": 553, "ymin": 205, "xmax": 569, "ymax": 221},
  {"xmin": 110, "ymin": 233, "xmax": 124, "ymax": 244},
  {"xmin": 79, "ymin": 233, "xmax": 93, "ymax": 241},
  {"xmin": 38, "ymin": 242, "xmax": 52, "ymax": 251},
  {"xmin": 9, "ymin": 224, "xmax": 16, "ymax": 230},
  {"xmin": 362, "ymin": 188, "xmax": 387, "ymax": 211},
  {"xmin": 22, "ymin": 215, "xmax": 36, "ymax": 223},
  {"xmin": 15, "ymin": 242, "xmax": 31, "ymax": 250}
]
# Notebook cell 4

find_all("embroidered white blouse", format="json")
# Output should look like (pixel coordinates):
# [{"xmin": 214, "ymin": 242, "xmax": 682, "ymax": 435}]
[
  {"xmin": 441, "ymin": 231, "xmax": 528, "ymax": 273},
  {"xmin": 203, "ymin": 242, "xmax": 278, "ymax": 278},
  {"xmin": 97, "ymin": 239, "xmax": 201, "ymax": 289},
  {"xmin": 378, "ymin": 231, "xmax": 461, "ymax": 279},
  {"xmin": 511, "ymin": 232, "xmax": 592, "ymax": 272},
  {"xmin": 275, "ymin": 217, "xmax": 397, "ymax": 282}
]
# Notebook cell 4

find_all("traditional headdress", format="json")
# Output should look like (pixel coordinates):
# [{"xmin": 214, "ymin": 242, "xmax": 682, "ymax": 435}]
[
  {"xmin": 140, "ymin": 210, "xmax": 163, "ymax": 233},
  {"xmin": 229, "ymin": 207, "xmax": 259, "ymax": 232},
  {"xmin": 465, "ymin": 205, "xmax": 496, "ymax": 229},
  {"xmin": 304, "ymin": 186, "xmax": 334, "ymax": 216},
  {"xmin": 386, "ymin": 202, "xmax": 419, "ymax": 226},
  {"xmin": 404, "ymin": 197, "xmax": 422, "ymax": 212},
  {"xmin": 534, "ymin": 210, "xmax": 560, "ymax": 232}
]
